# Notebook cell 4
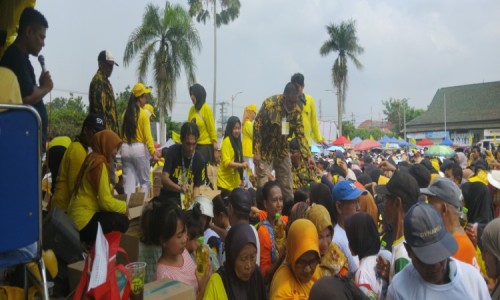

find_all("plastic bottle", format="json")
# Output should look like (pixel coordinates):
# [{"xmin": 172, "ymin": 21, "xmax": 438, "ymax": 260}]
[
  {"xmin": 274, "ymin": 213, "xmax": 285, "ymax": 248},
  {"xmin": 459, "ymin": 207, "xmax": 468, "ymax": 228},
  {"xmin": 196, "ymin": 237, "xmax": 209, "ymax": 277}
]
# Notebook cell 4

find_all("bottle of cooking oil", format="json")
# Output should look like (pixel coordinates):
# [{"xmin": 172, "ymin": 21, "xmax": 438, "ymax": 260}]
[{"xmin": 196, "ymin": 237, "xmax": 209, "ymax": 276}]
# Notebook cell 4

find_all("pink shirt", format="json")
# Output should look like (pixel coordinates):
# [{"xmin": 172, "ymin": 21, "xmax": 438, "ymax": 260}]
[{"xmin": 156, "ymin": 249, "xmax": 198, "ymax": 289}]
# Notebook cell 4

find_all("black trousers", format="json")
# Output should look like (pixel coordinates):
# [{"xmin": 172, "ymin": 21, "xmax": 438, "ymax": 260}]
[{"xmin": 79, "ymin": 212, "xmax": 129, "ymax": 246}]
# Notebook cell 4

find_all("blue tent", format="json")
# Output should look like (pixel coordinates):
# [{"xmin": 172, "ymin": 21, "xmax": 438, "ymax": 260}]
[
  {"xmin": 379, "ymin": 135, "xmax": 391, "ymax": 144},
  {"xmin": 440, "ymin": 137, "xmax": 454, "ymax": 146},
  {"xmin": 351, "ymin": 136, "xmax": 362, "ymax": 145},
  {"xmin": 389, "ymin": 137, "xmax": 400, "ymax": 144},
  {"xmin": 311, "ymin": 144, "xmax": 321, "ymax": 153}
]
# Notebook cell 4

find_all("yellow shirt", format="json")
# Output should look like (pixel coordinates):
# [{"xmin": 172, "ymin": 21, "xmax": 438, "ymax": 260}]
[
  {"xmin": 123, "ymin": 108, "xmax": 155, "ymax": 155},
  {"xmin": 68, "ymin": 166, "xmax": 126, "ymax": 230},
  {"xmin": 0, "ymin": 67, "xmax": 22, "ymax": 105},
  {"xmin": 242, "ymin": 120, "xmax": 253, "ymax": 158},
  {"xmin": 302, "ymin": 94, "xmax": 323, "ymax": 147},
  {"xmin": 188, "ymin": 103, "xmax": 217, "ymax": 145},
  {"xmin": 203, "ymin": 273, "xmax": 228, "ymax": 300},
  {"xmin": 51, "ymin": 141, "xmax": 88, "ymax": 212},
  {"xmin": 217, "ymin": 137, "xmax": 241, "ymax": 190}
]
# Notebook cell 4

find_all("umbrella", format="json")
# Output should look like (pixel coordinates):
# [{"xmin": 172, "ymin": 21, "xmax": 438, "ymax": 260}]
[
  {"xmin": 354, "ymin": 140, "xmax": 382, "ymax": 151},
  {"xmin": 351, "ymin": 136, "xmax": 363, "ymax": 145},
  {"xmin": 327, "ymin": 145, "xmax": 344, "ymax": 152},
  {"xmin": 417, "ymin": 138, "xmax": 434, "ymax": 146},
  {"xmin": 440, "ymin": 137, "xmax": 454, "ymax": 146},
  {"xmin": 333, "ymin": 136, "xmax": 348, "ymax": 146},
  {"xmin": 379, "ymin": 135, "xmax": 391, "ymax": 144},
  {"xmin": 311, "ymin": 144, "xmax": 321, "ymax": 153},
  {"xmin": 424, "ymin": 145, "xmax": 456, "ymax": 158}
]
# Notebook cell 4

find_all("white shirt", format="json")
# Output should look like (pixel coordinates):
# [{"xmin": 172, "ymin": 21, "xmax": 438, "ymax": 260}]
[
  {"xmin": 356, "ymin": 255, "xmax": 387, "ymax": 299},
  {"xmin": 387, "ymin": 258, "xmax": 490, "ymax": 300},
  {"xmin": 333, "ymin": 224, "xmax": 359, "ymax": 273}
]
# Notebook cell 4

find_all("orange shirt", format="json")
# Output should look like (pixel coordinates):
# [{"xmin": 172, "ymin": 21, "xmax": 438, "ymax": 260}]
[
  {"xmin": 453, "ymin": 232, "xmax": 479, "ymax": 270},
  {"xmin": 257, "ymin": 212, "xmax": 288, "ymax": 276}
]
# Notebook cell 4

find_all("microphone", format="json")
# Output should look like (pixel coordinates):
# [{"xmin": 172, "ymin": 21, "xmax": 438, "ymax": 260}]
[{"xmin": 38, "ymin": 55, "xmax": 46, "ymax": 73}]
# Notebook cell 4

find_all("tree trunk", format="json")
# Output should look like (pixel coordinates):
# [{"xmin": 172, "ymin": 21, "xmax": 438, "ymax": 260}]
[
  {"xmin": 159, "ymin": 108, "xmax": 167, "ymax": 145},
  {"xmin": 337, "ymin": 86, "xmax": 343, "ymax": 137}
]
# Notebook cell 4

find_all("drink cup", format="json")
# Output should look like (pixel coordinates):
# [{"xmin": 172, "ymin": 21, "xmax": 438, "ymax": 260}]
[{"xmin": 126, "ymin": 262, "xmax": 146, "ymax": 300}]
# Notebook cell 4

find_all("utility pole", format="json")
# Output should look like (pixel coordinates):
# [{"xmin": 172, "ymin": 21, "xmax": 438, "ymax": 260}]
[
  {"xmin": 218, "ymin": 102, "xmax": 229, "ymax": 135},
  {"xmin": 231, "ymin": 91, "xmax": 243, "ymax": 115},
  {"xmin": 351, "ymin": 112, "xmax": 355, "ymax": 125}
]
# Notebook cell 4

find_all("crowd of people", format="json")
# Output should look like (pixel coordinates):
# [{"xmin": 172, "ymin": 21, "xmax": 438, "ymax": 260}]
[{"xmin": 3, "ymin": 7, "xmax": 500, "ymax": 300}]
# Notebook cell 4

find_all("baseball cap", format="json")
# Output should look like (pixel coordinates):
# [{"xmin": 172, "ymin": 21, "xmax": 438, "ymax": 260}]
[
  {"xmin": 97, "ymin": 50, "xmax": 119, "ymax": 66},
  {"xmin": 190, "ymin": 195, "xmax": 214, "ymax": 218},
  {"xmin": 404, "ymin": 202, "xmax": 458, "ymax": 264},
  {"xmin": 408, "ymin": 164, "xmax": 431, "ymax": 188},
  {"xmin": 333, "ymin": 180, "xmax": 367, "ymax": 202},
  {"xmin": 487, "ymin": 170, "xmax": 500, "ymax": 189},
  {"xmin": 229, "ymin": 188, "xmax": 253, "ymax": 215},
  {"xmin": 143, "ymin": 103, "xmax": 155, "ymax": 118},
  {"xmin": 132, "ymin": 83, "xmax": 152, "ymax": 97},
  {"xmin": 83, "ymin": 113, "xmax": 105, "ymax": 132},
  {"xmin": 375, "ymin": 171, "xmax": 420, "ymax": 203},
  {"xmin": 420, "ymin": 177, "xmax": 462, "ymax": 208},
  {"xmin": 245, "ymin": 104, "xmax": 257, "ymax": 113}
]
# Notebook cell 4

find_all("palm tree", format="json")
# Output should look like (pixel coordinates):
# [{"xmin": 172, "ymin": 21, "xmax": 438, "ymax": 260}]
[
  {"xmin": 124, "ymin": 1, "xmax": 201, "ymax": 145},
  {"xmin": 320, "ymin": 19, "xmax": 364, "ymax": 137},
  {"xmin": 188, "ymin": 0, "xmax": 241, "ymax": 119}
]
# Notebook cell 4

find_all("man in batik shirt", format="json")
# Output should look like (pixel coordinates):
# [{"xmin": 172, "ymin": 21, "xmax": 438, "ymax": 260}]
[
  {"xmin": 253, "ymin": 82, "xmax": 314, "ymax": 201},
  {"xmin": 290, "ymin": 138, "xmax": 318, "ymax": 190},
  {"xmin": 89, "ymin": 50, "xmax": 120, "ymax": 135}
]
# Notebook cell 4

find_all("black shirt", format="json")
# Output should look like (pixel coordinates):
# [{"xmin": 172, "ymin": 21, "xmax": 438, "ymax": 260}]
[
  {"xmin": 0, "ymin": 44, "xmax": 48, "ymax": 149},
  {"xmin": 160, "ymin": 144, "xmax": 206, "ymax": 200}
]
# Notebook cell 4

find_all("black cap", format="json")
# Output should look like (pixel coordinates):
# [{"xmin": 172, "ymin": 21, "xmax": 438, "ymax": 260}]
[
  {"xmin": 83, "ymin": 113, "xmax": 105, "ymax": 132},
  {"xmin": 375, "ymin": 171, "xmax": 420, "ymax": 204},
  {"xmin": 229, "ymin": 188, "xmax": 253, "ymax": 216},
  {"xmin": 408, "ymin": 164, "xmax": 431, "ymax": 188}
]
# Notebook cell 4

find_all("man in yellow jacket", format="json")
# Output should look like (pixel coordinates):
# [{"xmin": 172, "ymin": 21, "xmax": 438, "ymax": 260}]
[{"xmin": 291, "ymin": 73, "xmax": 325, "ymax": 147}]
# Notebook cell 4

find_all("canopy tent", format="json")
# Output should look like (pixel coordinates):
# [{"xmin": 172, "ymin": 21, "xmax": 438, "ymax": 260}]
[
  {"xmin": 354, "ymin": 139, "xmax": 382, "ymax": 151},
  {"xmin": 389, "ymin": 137, "xmax": 400, "ymax": 144},
  {"xmin": 417, "ymin": 138, "xmax": 434, "ymax": 146},
  {"xmin": 332, "ymin": 136, "xmax": 348, "ymax": 146},
  {"xmin": 350, "ymin": 136, "xmax": 363, "ymax": 145},
  {"xmin": 379, "ymin": 135, "xmax": 391, "ymax": 144},
  {"xmin": 440, "ymin": 137, "xmax": 454, "ymax": 146},
  {"xmin": 311, "ymin": 144, "xmax": 321, "ymax": 153}
]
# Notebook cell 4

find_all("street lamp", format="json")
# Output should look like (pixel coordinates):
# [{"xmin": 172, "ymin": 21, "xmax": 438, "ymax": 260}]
[{"xmin": 231, "ymin": 91, "xmax": 243, "ymax": 115}]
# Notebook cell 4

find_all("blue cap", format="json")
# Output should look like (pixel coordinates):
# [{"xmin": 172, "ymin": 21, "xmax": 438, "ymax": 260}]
[
  {"xmin": 404, "ymin": 202, "xmax": 457, "ymax": 264},
  {"xmin": 333, "ymin": 180, "xmax": 367, "ymax": 202}
]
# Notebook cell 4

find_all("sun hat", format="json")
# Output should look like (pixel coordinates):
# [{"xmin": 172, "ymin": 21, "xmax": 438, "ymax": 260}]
[
  {"xmin": 190, "ymin": 195, "xmax": 214, "ymax": 218},
  {"xmin": 404, "ymin": 202, "xmax": 458, "ymax": 264},
  {"xmin": 488, "ymin": 170, "xmax": 500, "ymax": 189}
]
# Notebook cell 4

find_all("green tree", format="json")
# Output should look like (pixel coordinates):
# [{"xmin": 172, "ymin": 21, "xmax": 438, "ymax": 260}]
[
  {"xmin": 124, "ymin": 1, "xmax": 201, "ymax": 145},
  {"xmin": 382, "ymin": 98, "xmax": 424, "ymax": 137},
  {"xmin": 188, "ymin": 0, "xmax": 241, "ymax": 118},
  {"xmin": 320, "ymin": 19, "xmax": 364, "ymax": 137},
  {"xmin": 47, "ymin": 94, "xmax": 87, "ymax": 138},
  {"xmin": 115, "ymin": 85, "xmax": 131, "ymax": 118}
]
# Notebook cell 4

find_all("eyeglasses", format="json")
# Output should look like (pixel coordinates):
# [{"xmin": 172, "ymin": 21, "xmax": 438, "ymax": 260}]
[{"xmin": 295, "ymin": 257, "xmax": 319, "ymax": 270}]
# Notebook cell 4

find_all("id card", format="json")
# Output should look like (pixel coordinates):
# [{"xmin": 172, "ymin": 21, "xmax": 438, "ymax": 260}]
[{"xmin": 281, "ymin": 118, "xmax": 289, "ymax": 135}]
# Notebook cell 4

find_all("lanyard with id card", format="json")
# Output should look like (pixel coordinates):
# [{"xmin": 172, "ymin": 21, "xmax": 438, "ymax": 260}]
[{"xmin": 281, "ymin": 117, "xmax": 289, "ymax": 135}]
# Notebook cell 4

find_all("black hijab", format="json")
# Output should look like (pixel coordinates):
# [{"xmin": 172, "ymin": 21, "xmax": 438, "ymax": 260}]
[
  {"xmin": 344, "ymin": 212, "xmax": 380, "ymax": 260},
  {"xmin": 217, "ymin": 223, "xmax": 267, "ymax": 300},
  {"xmin": 310, "ymin": 276, "xmax": 370, "ymax": 300},
  {"xmin": 189, "ymin": 83, "xmax": 206, "ymax": 111},
  {"xmin": 462, "ymin": 182, "xmax": 494, "ymax": 247},
  {"xmin": 224, "ymin": 116, "xmax": 243, "ymax": 180}
]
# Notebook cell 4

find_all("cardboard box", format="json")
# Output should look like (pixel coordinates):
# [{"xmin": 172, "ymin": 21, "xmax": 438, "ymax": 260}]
[
  {"xmin": 116, "ymin": 192, "xmax": 145, "ymax": 220},
  {"xmin": 117, "ymin": 219, "xmax": 141, "ymax": 265},
  {"xmin": 144, "ymin": 278, "xmax": 195, "ymax": 300},
  {"xmin": 67, "ymin": 260, "xmax": 85, "ymax": 291}
]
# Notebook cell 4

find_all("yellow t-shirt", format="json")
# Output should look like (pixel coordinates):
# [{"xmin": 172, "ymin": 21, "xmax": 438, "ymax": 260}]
[
  {"xmin": 217, "ymin": 137, "xmax": 240, "ymax": 190},
  {"xmin": 187, "ymin": 103, "xmax": 217, "ymax": 145},
  {"xmin": 0, "ymin": 67, "xmax": 22, "ymax": 105},
  {"xmin": 68, "ymin": 166, "xmax": 126, "ymax": 230},
  {"xmin": 242, "ymin": 120, "xmax": 253, "ymax": 158},
  {"xmin": 302, "ymin": 94, "xmax": 323, "ymax": 147},
  {"xmin": 51, "ymin": 141, "xmax": 88, "ymax": 212},
  {"xmin": 203, "ymin": 273, "xmax": 228, "ymax": 300},
  {"xmin": 123, "ymin": 108, "xmax": 155, "ymax": 155}
]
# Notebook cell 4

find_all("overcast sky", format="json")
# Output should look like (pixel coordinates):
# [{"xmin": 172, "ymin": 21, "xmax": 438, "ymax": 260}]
[{"xmin": 34, "ymin": 0, "xmax": 500, "ymax": 127}]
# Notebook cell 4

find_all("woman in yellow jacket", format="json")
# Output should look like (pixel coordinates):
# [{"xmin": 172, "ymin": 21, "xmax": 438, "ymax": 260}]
[
  {"xmin": 242, "ymin": 104, "xmax": 257, "ymax": 187},
  {"xmin": 187, "ymin": 83, "xmax": 218, "ymax": 165},
  {"xmin": 121, "ymin": 83, "xmax": 159, "ymax": 202},
  {"xmin": 217, "ymin": 116, "xmax": 248, "ymax": 199},
  {"xmin": 68, "ymin": 130, "xmax": 128, "ymax": 246}
]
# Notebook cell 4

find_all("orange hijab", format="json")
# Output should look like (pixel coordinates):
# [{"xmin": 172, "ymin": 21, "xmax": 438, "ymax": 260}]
[{"xmin": 74, "ymin": 130, "xmax": 122, "ymax": 194}]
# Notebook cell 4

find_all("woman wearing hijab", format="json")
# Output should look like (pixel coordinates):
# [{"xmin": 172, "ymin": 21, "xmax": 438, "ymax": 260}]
[
  {"xmin": 203, "ymin": 223, "xmax": 266, "ymax": 300},
  {"xmin": 481, "ymin": 218, "xmax": 500, "ymax": 299},
  {"xmin": 345, "ymin": 212, "xmax": 387, "ymax": 299},
  {"xmin": 68, "ymin": 130, "xmax": 128, "ymax": 246},
  {"xmin": 121, "ymin": 83, "xmax": 159, "ymax": 201},
  {"xmin": 187, "ymin": 83, "xmax": 218, "ymax": 165},
  {"xmin": 242, "ymin": 104, "xmax": 257, "ymax": 186},
  {"xmin": 462, "ymin": 181, "xmax": 494, "ymax": 248},
  {"xmin": 217, "ymin": 116, "xmax": 248, "ymax": 199},
  {"xmin": 307, "ymin": 204, "xmax": 349, "ymax": 277},
  {"xmin": 270, "ymin": 219, "xmax": 321, "ymax": 300}
]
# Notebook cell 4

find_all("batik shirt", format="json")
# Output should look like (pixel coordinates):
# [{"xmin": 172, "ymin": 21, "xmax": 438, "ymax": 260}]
[
  {"xmin": 253, "ymin": 94, "xmax": 310, "ymax": 162},
  {"xmin": 89, "ymin": 69, "xmax": 120, "ymax": 135},
  {"xmin": 291, "ymin": 161, "xmax": 318, "ymax": 190}
]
